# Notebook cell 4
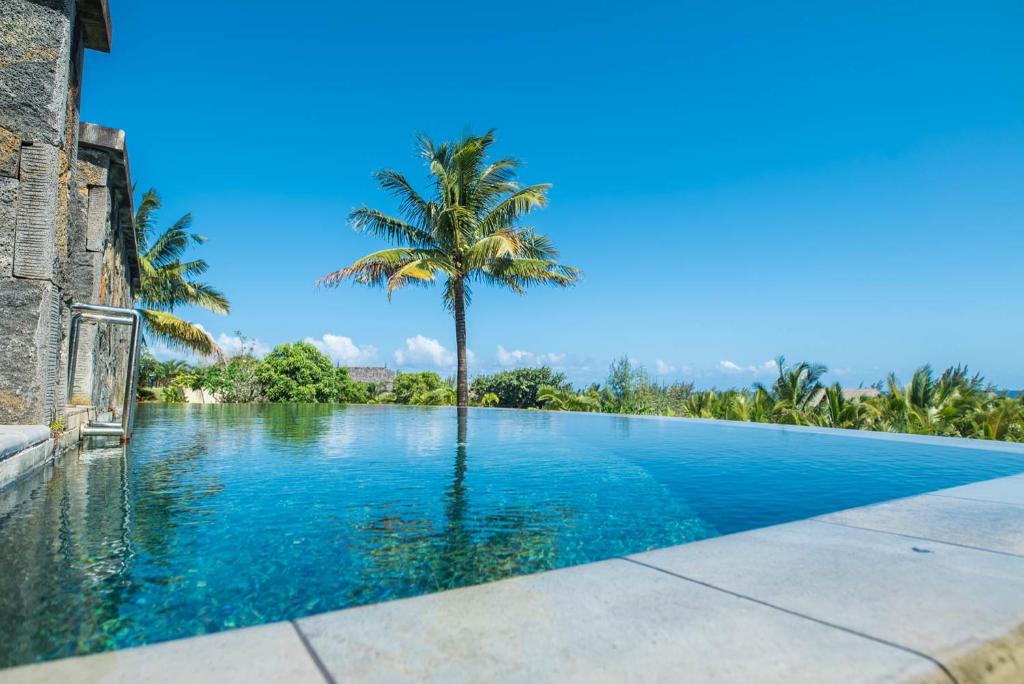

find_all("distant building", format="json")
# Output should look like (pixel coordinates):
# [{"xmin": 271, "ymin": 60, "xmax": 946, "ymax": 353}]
[
  {"xmin": 840, "ymin": 388, "xmax": 880, "ymax": 400},
  {"xmin": 343, "ymin": 367, "xmax": 396, "ymax": 392},
  {"xmin": 809, "ymin": 387, "xmax": 882, "ymax": 406}
]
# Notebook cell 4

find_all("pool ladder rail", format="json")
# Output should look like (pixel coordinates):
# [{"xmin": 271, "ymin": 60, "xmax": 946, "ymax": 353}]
[{"xmin": 65, "ymin": 303, "xmax": 142, "ymax": 443}]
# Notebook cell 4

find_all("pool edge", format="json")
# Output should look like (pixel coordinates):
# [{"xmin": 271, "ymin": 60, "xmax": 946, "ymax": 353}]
[{"xmin": 5, "ymin": 471, "xmax": 1023, "ymax": 683}]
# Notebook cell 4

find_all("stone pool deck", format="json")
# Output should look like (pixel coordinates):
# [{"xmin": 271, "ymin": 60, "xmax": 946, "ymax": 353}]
[
  {"xmin": 6, "ymin": 473, "xmax": 1024, "ymax": 684},
  {"xmin": 0, "ymin": 408, "xmax": 100, "ymax": 489}
]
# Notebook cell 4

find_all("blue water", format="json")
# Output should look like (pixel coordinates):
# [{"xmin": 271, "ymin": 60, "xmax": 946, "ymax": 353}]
[{"xmin": 1, "ymin": 404, "xmax": 1022, "ymax": 666}]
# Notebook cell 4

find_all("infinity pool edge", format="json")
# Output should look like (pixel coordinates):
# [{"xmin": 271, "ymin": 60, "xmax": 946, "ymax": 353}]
[{"xmin": 5, "ymin": 471, "xmax": 1023, "ymax": 684}]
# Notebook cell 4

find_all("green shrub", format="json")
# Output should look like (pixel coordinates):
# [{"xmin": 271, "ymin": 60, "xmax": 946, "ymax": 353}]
[
  {"xmin": 161, "ymin": 383, "xmax": 186, "ymax": 403},
  {"xmin": 393, "ymin": 371, "xmax": 454, "ymax": 405},
  {"xmin": 470, "ymin": 367, "xmax": 571, "ymax": 408},
  {"xmin": 137, "ymin": 387, "xmax": 160, "ymax": 402},
  {"xmin": 255, "ymin": 342, "xmax": 369, "ymax": 403},
  {"xmin": 197, "ymin": 356, "xmax": 264, "ymax": 403}
]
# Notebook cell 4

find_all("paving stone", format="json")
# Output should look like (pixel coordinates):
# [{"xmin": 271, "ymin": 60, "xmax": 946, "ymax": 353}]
[
  {"xmin": 630, "ymin": 516, "xmax": 1024, "ymax": 683},
  {"xmin": 1, "ymin": 623, "xmax": 325, "ymax": 684},
  {"xmin": 298, "ymin": 557, "xmax": 941, "ymax": 684},
  {"xmin": 0, "ymin": 425, "xmax": 49, "ymax": 460},
  {"xmin": 821, "ymin": 493, "xmax": 1024, "ymax": 556},
  {"xmin": 928, "ymin": 474, "xmax": 1024, "ymax": 507}
]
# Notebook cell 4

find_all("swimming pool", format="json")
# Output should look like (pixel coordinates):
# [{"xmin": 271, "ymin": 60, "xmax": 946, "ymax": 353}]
[{"xmin": 1, "ymin": 403, "xmax": 1022, "ymax": 667}]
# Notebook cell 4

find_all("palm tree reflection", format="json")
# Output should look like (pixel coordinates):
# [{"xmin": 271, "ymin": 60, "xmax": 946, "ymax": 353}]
[{"xmin": 355, "ymin": 408, "xmax": 570, "ymax": 601}]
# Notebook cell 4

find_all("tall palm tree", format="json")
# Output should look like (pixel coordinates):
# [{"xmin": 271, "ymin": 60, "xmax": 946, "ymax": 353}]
[
  {"xmin": 318, "ymin": 130, "xmax": 580, "ymax": 406},
  {"xmin": 153, "ymin": 359, "xmax": 188, "ymax": 387},
  {"xmin": 135, "ymin": 189, "xmax": 229, "ymax": 356},
  {"xmin": 759, "ymin": 356, "xmax": 828, "ymax": 411}
]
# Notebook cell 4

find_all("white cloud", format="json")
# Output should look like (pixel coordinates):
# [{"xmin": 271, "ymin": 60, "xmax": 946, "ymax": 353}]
[
  {"xmin": 394, "ymin": 335, "xmax": 460, "ymax": 368},
  {"xmin": 719, "ymin": 359, "xmax": 779, "ymax": 375},
  {"xmin": 496, "ymin": 345, "xmax": 566, "ymax": 367},
  {"xmin": 218, "ymin": 332, "xmax": 270, "ymax": 358},
  {"xmin": 305, "ymin": 333, "xmax": 377, "ymax": 365},
  {"xmin": 655, "ymin": 359, "xmax": 677, "ymax": 375},
  {"xmin": 147, "ymin": 326, "xmax": 269, "ymax": 362}
]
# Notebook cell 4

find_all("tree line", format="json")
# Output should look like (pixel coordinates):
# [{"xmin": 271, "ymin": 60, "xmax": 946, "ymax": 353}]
[{"xmin": 142, "ymin": 347, "xmax": 1024, "ymax": 442}]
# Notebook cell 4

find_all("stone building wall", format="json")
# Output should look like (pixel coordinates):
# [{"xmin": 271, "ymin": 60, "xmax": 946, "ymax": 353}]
[
  {"xmin": 0, "ymin": 0, "xmax": 138, "ymax": 427},
  {"xmin": 344, "ymin": 367, "xmax": 396, "ymax": 392},
  {"xmin": 67, "ymin": 124, "xmax": 137, "ymax": 415}
]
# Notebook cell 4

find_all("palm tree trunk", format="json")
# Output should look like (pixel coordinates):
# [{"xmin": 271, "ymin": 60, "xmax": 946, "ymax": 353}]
[{"xmin": 453, "ymin": 278, "xmax": 469, "ymax": 407}]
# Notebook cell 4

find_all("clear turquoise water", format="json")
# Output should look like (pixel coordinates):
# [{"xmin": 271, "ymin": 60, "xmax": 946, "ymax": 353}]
[{"xmin": 1, "ymin": 403, "xmax": 1022, "ymax": 666}]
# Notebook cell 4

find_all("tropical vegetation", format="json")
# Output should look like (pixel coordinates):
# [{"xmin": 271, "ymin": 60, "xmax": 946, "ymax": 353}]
[
  {"xmin": 143, "ymin": 342, "xmax": 1024, "ymax": 442},
  {"xmin": 317, "ymin": 130, "xmax": 580, "ymax": 407},
  {"xmin": 135, "ymin": 189, "xmax": 229, "ymax": 356}
]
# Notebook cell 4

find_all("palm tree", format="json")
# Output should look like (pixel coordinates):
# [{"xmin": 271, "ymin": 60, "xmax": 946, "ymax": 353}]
[
  {"xmin": 153, "ymin": 359, "xmax": 188, "ymax": 387},
  {"xmin": 761, "ymin": 358, "xmax": 823, "ymax": 411},
  {"xmin": 318, "ymin": 130, "xmax": 580, "ymax": 406},
  {"xmin": 135, "ymin": 189, "xmax": 229, "ymax": 356}
]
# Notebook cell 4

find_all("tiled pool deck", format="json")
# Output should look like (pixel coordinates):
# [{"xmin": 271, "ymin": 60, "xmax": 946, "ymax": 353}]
[{"xmin": 5, "ymin": 473, "xmax": 1024, "ymax": 683}]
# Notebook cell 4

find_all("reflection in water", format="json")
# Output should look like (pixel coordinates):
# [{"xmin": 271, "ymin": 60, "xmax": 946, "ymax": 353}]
[
  {"xmin": 0, "ymin": 428, "xmax": 225, "ymax": 666},
  {"xmin": 4, "ymin": 402, "xmax": 1009, "ymax": 668},
  {"xmin": 355, "ymin": 408, "xmax": 569, "ymax": 598},
  {"xmin": 0, "ymin": 446, "xmax": 132, "ymax": 663},
  {"xmin": 132, "ymin": 430, "xmax": 222, "ymax": 562},
  {"xmin": 261, "ymin": 403, "xmax": 335, "ymax": 446}
]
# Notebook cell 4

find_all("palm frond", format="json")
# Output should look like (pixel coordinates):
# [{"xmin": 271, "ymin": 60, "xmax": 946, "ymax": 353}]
[
  {"xmin": 139, "ymin": 308, "xmax": 221, "ymax": 358},
  {"xmin": 349, "ymin": 207, "xmax": 435, "ymax": 248}
]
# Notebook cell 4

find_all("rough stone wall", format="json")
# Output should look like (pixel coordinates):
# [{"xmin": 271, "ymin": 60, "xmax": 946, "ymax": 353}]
[
  {"xmin": 344, "ymin": 367, "xmax": 396, "ymax": 391},
  {"xmin": 0, "ymin": 0, "xmax": 136, "ymax": 426},
  {"xmin": 0, "ymin": 0, "xmax": 76, "ymax": 149},
  {"xmin": 67, "ymin": 143, "xmax": 134, "ymax": 416}
]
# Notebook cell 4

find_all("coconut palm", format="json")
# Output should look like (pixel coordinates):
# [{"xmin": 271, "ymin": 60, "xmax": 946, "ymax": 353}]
[
  {"xmin": 756, "ymin": 356, "xmax": 828, "ymax": 418},
  {"xmin": 135, "ymin": 189, "xmax": 229, "ymax": 356},
  {"xmin": 318, "ymin": 131, "xmax": 580, "ymax": 406},
  {"xmin": 874, "ymin": 364, "xmax": 988, "ymax": 436},
  {"xmin": 153, "ymin": 359, "xmax": 188, "ymax": 387}
]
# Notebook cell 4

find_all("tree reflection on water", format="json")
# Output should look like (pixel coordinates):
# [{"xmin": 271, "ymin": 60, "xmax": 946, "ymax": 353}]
[{"xmin": 353, "ymin": 408, "xmax": 573, "ymax": 601}]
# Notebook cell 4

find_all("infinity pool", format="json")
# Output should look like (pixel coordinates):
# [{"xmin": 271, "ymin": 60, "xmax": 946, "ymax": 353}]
[{"xmin": 1, "ymin": 404, "xmax": 1022, "ymax": 666}]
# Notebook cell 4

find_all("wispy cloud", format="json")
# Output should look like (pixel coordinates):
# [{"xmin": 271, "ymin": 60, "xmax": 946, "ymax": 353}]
[
  {"xmin": 148, "ymin": 326, "xmax": 270, "ymax": 362},
  {"xmin": 719, "ymin": 359, "xmax": 778, "ymax": 375},
  {"xmin": 305, "ymin": 333, "xmax": 377, "ymax": 365},
  {"xmin": 655, "ymin": 359, "xmax": 677, "ymax": 375},
  {"xmin": 218, "ymin": 332, "xmax": 270, "ymax": 358},
  {"xmin": 496, "ymin": 345, "xmax": 566, "ymax": 367}
]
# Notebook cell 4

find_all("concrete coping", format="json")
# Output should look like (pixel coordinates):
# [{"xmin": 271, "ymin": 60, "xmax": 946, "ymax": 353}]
[
  {"xmin": 78, "ymin": 122, "xmax": 139, "ymax": 291},
  {"xmin": 0, "ymin": 425, "xmax": 49, "ymax": 461},
  {"xmin": 4, "ymin": 471, "xmax": 1023, "ymax": 682},
  {"xmin": 78, "ymin": 0, "xmax": 113, "ymax": 53}
]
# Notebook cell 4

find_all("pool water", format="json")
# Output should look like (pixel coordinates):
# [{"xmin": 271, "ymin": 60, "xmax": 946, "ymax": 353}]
[{"xmin": 1, "ymin": 404, "xmax": 1022, "ymax": 666}]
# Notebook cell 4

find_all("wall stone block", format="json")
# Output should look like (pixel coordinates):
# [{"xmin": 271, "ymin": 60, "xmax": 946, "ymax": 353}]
[
  {"xmin": 85, "ymin": 185, "xmax": 109, "ymax": 252},
  {"xmin": 12, "ymin": 143, "xmax": 59, "ymax": 280},
  {"xmin": 0, "ymin": 177, "xmax": 17, "ymax": 277},
  {"xmin": 0, "ymin": 279, "xmax": 58, "ymax": 424},
  {"xmin": 0, "ymin": 127, "xmax": 21, "ymax": 178},
  {"xmin": 0, "ymin": 0, "xmax": 74, "ymax": 147},
  {"xmin": 78, "ymin": 148, "xmax": 109, "ymax": 187}
]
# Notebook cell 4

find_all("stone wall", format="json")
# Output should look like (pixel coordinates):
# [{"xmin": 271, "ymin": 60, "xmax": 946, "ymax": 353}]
[
  {"xmin": 344, "ymin": 367, "xmax": 396, "ymax": 392},
  {"xmin": 0, "ymin": 0, "xmax": 138, "ymax": 427}
]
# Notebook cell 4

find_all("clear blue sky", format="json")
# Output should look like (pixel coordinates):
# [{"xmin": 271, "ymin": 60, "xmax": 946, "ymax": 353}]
[{"xmin": 82, "ymin": 0, "xmax": 1024, "ymax": 388}]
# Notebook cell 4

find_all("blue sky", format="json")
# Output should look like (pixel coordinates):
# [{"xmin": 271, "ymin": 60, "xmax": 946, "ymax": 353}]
[{"xmin": 82, "ymin": 1, "xmax": 1023, "ymax": 388}]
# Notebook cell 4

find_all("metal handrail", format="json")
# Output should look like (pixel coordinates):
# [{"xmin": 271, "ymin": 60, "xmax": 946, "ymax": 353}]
[{"xmin": 66, "ymin": 303, "xmax": 142, "ymax": 441}]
